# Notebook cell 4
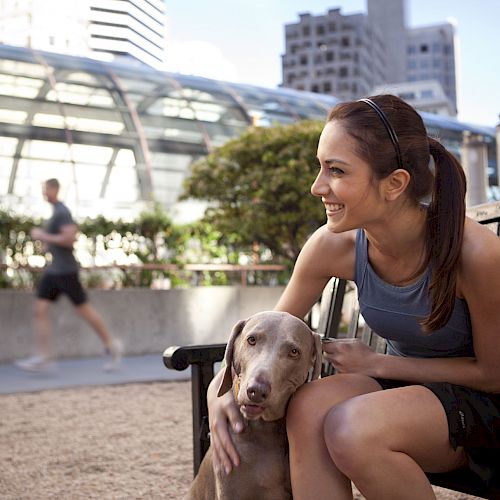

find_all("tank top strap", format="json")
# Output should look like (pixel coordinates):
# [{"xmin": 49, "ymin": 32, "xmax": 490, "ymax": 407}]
[{"xmin": 354, "ymin": 229, "xmax": 368, "ymax": 292}]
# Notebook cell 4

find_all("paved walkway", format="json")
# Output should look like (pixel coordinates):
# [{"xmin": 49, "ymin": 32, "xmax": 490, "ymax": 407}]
[{"xmin": 0, "ymin": 354, "xmax": 190, "ymax": 394}]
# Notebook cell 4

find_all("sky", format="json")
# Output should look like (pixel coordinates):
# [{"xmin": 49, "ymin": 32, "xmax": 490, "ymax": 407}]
[{"xmin": 165, "ymin": 0, "xmax": 500, "ymax": 127}]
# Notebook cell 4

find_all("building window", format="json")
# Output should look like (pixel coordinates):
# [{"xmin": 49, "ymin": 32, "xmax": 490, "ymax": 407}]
[
  {"xmin": 314, "ymin": 54, "xmax": 323, "ymax": 64},
  {"xmin": 328, "ymin": 22, "xmax": 336, "ymax": 32},
  {"xmin": 407, "ymin": 45, "xmax": 416, "ymax": 55},
  {"xmin": 399, "ymin": 92, "xmax": 416, "ymax": 100},
  {"xmin": 325, "ymin": 51, "xmax": 334, "ymax": 62},
  {"xmin": 303, "ymin": 25, "xmax": 311, "ymax": 37},
  {"xmin": 339, "ymin": 66, "xmax": 348, "ymax": 77},
  {"xmin": 311, "ymin": 84, "xmax": 319, "ymax": 93},
  {"xmin": 316, "ymin": 25, "xmax": 325, "ymax": 35},
  {"xmin": 407, "ymin": 60, "xmax": 417, "ymax": 70},
  {"xmin": 341, "ymin": 36, "xmax": 350, "ymax": 47},
  {"xmin": 300, "ymin": 55, "xmax": 308, "ymax": 65},
  {"xmin": 421, "ymin": 89, "xmax": 434, "ymax": 99},
  {"xmin": 323, "ymin": 82, "xmax": 332, "ymax": 93},
  {"xmin": 420, "ymin": 44, "xmax": 429, "ymax": 53}
]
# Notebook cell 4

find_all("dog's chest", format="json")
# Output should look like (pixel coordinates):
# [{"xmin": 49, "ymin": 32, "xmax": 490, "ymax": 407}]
[{"xmin": 218, "ymin": 420, "xmax": 291, "ymax": 499}]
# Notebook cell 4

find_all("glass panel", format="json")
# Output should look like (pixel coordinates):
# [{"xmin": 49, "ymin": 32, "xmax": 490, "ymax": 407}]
[
  {"xmin": 0, "ymin": 136, "xmax": 19, "ymax": 157},
  {"xmin": 115, "ymin": 149, "xmax": 136, "ymax": 167},
  {"xmin": 0, "ymin": 73, "xmax": 44, "ymax": 99},
  {"xmin": 0, "ymin": 156, "xmax": 13, "ymax": 196},
  {"xmin": 105, "ymin": 164, "xmax": 139, "ymax": 203},
  {"xmin": 0, "ymin": 59, "xmax": 46, "ymax": 79},
  {"xmin": 46, "ymin": 83, "xmax": 114, "ymax": 107},
  {"xmin": 73, "ymin": 164, "xmax": 107, "ymax": 200},
  {"xmin": 150, "ymin": 152, "xmax": 192, "ymax": 172},
  {"xmin": 71, "ymin": 144, "xmax": 114, "ymax": 165},
  {"xmin": 0, "ymin": 109, "xmax": 28, "ymax": 124},
  {"xmin": 22, "ymin": 140, "xmax": 71, "ymax": 162}
]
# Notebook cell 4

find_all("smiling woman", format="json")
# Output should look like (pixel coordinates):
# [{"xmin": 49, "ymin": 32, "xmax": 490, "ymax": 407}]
[{"xmin": 206, "ymin": 94, "xmax": 500, "ymax": 500}]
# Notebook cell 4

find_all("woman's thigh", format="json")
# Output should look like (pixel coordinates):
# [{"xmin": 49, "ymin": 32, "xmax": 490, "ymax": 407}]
[{"xmin": 325, "ymin": 384, "xmax": 466, "ymax": 473}]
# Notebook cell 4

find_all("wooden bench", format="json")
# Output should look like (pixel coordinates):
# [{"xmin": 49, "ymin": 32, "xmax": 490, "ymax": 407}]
[{"xmin": 164, "ymin": 201, "xmax": 500, "ymax": 499}]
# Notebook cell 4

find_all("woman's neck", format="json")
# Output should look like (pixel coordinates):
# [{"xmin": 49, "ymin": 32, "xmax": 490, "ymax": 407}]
[{"xmin": 364, "ymin": 206, "xmax": 428, "ymax": 285}]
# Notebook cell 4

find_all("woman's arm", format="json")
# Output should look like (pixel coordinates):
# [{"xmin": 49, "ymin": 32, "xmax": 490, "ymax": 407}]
[{"xmin": 275, "ymin": 226, "xmax": 356, "ymax": 318}]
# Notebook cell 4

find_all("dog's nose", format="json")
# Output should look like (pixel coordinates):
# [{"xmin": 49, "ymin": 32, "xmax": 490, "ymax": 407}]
[{"xmin": 247, "ymin": 380, "xmax": 271, "ymax": 403}]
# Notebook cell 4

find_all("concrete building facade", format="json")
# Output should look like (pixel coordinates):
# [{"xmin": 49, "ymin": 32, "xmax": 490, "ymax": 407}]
[
  {"xmin": 281, "ymin": 8, "xmax": 386, "ymax": 101},
  {"xmin": 282, "ymin": 1, "xmax": 458, "ymax": 115},
  {"xmin": 372, "ymin": 80, "xmax": 456, "ymax": 116},
  {"xmin": 367, "ymin": 0, "xmax": 407, "ymax": 85},
  {"xmin": 406, "ymin": 23, "xmax": 457, "ymax": 113},
  {"xmin": 0, "ymin": 0, "xmax": 167, "ymax": 68}
]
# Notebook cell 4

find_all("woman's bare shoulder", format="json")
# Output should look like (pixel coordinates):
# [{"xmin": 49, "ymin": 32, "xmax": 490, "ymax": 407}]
[
  {"xmin": 297, "ymin": 225, "xmax": 357, "ymax": 281},
  {"xmin": 459, "ymin": 218, "xmax": 500, "ymax": 290}
]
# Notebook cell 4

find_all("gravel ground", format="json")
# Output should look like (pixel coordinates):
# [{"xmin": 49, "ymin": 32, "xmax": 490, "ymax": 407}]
[{"xmin": 0, "ymin": 381, "xmax": 481, "ymax": 499}]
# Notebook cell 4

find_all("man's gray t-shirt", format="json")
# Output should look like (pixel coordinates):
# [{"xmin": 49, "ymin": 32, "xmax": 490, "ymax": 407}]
[{"xmin": 45, "ymin": 201, "xmax": 79, "ymax": 275}]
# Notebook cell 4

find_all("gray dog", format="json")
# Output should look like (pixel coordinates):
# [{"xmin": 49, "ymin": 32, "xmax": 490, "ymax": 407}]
[{"xmin": 185, "ymin": 310, "xmax": 323, "ymax": 500}]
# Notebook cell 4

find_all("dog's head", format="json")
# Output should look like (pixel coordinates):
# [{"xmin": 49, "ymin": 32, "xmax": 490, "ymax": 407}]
[{"xmin": 217, "ymin": 311, "xmax": 322, "ymax": 421}]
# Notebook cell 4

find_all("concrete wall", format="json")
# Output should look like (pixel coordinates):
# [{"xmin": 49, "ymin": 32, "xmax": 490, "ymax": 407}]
[{"xmin": 0, "ymin": 287, "xmax": 285, "ymax": 362}]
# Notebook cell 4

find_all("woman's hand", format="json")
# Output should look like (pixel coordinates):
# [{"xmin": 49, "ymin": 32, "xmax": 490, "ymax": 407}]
[
  {"xmin": 207, "ymin": 373, "xmax": 244, "ymax": 475},
  {"xmin": 322, "ymin": 338, "xmax": 379, "ymax": 376}
]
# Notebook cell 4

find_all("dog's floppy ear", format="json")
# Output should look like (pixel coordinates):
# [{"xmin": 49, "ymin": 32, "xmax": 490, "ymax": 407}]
[
  {"xmin": 217, "ymin": 318, "xmax": 247, "ymax": 397},
  {"xmin": 310, "ymin": 332, "xmax": 323, "ymax": 381}
]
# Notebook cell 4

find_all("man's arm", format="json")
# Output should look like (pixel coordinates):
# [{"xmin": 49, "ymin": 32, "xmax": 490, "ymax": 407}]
[{"xmin": 31, "ymin": 224, "xmax": 77, "ymax": 249}]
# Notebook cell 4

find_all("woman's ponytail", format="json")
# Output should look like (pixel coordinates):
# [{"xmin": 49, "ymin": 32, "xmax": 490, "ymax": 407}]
[{"xmin": 422, "ymin": 138, "xmax": 467, "ymax": 332}]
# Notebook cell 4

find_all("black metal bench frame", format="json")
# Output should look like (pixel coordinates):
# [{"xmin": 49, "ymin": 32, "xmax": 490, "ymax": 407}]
[{"xmin": 164, "ymin": 203, "xmax": 500, "ymax": 499}]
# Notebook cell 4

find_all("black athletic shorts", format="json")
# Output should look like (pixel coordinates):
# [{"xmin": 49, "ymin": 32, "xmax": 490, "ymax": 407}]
[
  {"xmin": 36, "ymin": 272, "xmax": 87, "ymax": 306},
  {"xmin": 375, "ymin": 377, "xmax": 500, "ymax": 485}
]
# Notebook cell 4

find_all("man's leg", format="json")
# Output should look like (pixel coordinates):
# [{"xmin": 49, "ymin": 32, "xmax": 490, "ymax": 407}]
[
  {"xmin": 15, "ymin": 298, "xmax": 55, "ymax": 372},
  {"xmin": 75, "ymin": 302, "xmax": 123, "ymax": 370},
  {"xmin": 34, "ymin": 298, "xmax": 53, "ymax": 360},
  {"xmin": 75, "ymin": 302, "xmax": 112, "ymax": 348}
]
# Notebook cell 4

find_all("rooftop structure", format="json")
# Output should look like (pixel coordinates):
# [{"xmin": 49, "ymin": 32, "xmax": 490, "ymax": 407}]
[{"xmin": 0, "ymin": 45, "xmax": 495, "ymax": 222}]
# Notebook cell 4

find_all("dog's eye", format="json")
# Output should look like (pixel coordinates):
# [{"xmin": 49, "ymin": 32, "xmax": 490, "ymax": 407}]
[
  {"xmin": 247, "ymin": 336, "xmax": 256, "ymax": 346},
  {"xmin": 289, "ymin": 348, "xmax": 300, "ymax": 358}
]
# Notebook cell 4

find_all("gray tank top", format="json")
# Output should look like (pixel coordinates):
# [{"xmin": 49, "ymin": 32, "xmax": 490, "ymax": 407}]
[{"xmin": 354, "ymin": 229, "xmax": 474, "ymax": 358}]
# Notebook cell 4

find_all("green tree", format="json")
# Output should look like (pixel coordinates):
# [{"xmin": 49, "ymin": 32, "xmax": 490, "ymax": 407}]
[{"xmin": 182, "ymin": 120, "xmax": 326, "ymax": 263}]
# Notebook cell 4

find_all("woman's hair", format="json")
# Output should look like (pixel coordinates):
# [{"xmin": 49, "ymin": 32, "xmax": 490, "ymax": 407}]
[{"xmin": 327, "ymin": 94, "xmax": 466, "ymax": 332}]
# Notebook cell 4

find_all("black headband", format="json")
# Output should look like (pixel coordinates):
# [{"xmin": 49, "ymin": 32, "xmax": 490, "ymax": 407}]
[{"xmin": 357, "ymin": 98, "xmax": 404, "ymax": 170}]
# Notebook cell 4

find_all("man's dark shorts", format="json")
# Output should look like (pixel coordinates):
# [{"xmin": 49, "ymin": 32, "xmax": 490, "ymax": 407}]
[
  {"xmin": 375, "ymin": 377, "xmax": 500, "ymax": 485},
  {"xmin": 37, "ymin": 272, "xmax": 87, "ymax": 306}
]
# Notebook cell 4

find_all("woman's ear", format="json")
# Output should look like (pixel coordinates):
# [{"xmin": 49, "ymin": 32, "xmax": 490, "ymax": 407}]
[{"xmin": 383, "ymin": 168, "xmax": 411, "ymax": 201}]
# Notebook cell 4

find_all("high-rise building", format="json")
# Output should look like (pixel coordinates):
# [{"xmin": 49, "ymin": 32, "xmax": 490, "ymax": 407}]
[
  {"xmin": 406, "ymin": 23, "xmax": 457, "ymax": 114},
  {"xmin": 88, "ymin": 0, "xmax": 167, "ymax": 69},
  {"xmin": 0, "ymin": 0, "xmax": 167, "ymax": 69},
  {"xmin": 367, "ymin": 0, "xmax": 407, "ymax": 85},
  {"xmin": 281, "ymin": 9, "xmax": 386, "ymax": 102},
  {"xmin": 281, "ymin": 2, "xmax": 458, "ymax": 115}
]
